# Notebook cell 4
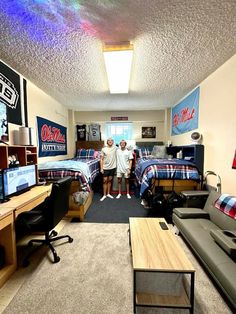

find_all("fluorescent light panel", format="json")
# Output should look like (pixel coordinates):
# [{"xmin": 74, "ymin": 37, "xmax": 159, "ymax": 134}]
[{"xmin": 103, "ymin": 43, "xmax": 133, "ymax": 94}]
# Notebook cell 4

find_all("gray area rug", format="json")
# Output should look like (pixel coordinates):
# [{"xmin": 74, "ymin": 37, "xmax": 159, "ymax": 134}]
[{"xmin": 3, "ymin": 223, "xmax": 232, "ymax": 314}]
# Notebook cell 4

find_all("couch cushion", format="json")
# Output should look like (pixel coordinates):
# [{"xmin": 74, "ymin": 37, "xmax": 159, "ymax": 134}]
[
  {"xmin": 173, "ymin": 210, "xmax": 236, "ymax": 309},
  {"xmin": 203, "ymin": 190, "xmax": 220, "ymax": 212},
  {"xmin": 173, "ymin": 207, "xmax": 210, "ymax": 219},
  {"xmin": 214, "ymin": 262, "xmax": 236, "ymax": 307},
  {"xmin": 173, "ymin": 216, "xmax": 234, "ymax": 267},
  {"xmin": 208, "ymin": 204, "xmax": 236, "ymax": 230}
]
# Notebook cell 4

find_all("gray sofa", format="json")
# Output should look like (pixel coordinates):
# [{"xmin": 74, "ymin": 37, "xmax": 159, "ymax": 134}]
[{"xmin": 172, "ymin": 190, "xmax": 236, "ymax": 310}]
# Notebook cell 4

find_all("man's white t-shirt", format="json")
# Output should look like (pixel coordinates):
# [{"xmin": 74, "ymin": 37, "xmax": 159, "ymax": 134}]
[
  {"xmin": 116, "ymin": 148, "xmax": 133, "ymax": 173},
  {"xmin": 101, "ymin": 146, "xmax": 117, "ymax": 170}
]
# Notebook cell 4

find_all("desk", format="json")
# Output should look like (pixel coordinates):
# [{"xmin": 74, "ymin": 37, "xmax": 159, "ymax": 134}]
[
  {"xmin": 0, "ymin": 185, "xmax": 51, "ymax": 288},
  {"xmin": 129, "ymin": 217, "xmax": 195, "ymax": 313}
]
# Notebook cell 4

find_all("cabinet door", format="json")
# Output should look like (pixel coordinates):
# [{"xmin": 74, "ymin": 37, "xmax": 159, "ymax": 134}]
[{"xmin": 0, "ymin": 146, "xmax": 8, "ymax": 169}]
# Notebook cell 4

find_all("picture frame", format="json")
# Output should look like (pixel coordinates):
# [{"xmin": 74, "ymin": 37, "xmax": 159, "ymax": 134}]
[{"xmin": 142, "ymin": 127, "xmax": 156, "ymax": 138}]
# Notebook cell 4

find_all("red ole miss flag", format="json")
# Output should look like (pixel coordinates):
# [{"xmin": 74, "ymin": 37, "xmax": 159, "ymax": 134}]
[{"xmin": 232, "ymin": 150, "xmax": 236, "ymax": 169}]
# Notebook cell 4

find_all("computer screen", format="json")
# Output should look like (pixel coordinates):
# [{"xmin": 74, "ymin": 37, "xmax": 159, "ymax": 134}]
[{"xmin": 2, "ymin": 164, "xmax": 37, "ymax": 198}]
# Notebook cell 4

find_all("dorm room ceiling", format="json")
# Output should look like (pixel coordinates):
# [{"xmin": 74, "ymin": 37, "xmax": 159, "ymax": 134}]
[{"xmin": 0, "ymin": 0, "xmax": 236, "ymax": 111}]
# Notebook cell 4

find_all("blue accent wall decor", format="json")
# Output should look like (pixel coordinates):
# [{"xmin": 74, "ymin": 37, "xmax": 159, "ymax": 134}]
[
  {"xmin": 171, "ymin": 87, "xmax": 200, "ymax": 136},
  {"xmin": 37, "ymin": 116, "xmax": 67, "ymax": 157}
]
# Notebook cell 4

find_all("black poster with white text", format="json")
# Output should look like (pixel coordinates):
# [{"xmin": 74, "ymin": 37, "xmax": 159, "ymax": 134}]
[{"xmin": 0, "ymin": 61, "xmax": 22, "ymax": 125}]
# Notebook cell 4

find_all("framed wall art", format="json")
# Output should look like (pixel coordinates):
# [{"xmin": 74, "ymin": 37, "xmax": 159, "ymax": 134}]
[{"xmin": 142, "ymin": 127, "xmax": 156, "ymax": 139}]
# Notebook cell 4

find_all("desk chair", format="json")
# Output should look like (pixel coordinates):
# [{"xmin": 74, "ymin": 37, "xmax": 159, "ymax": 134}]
[{"xmin": 16, "ymin": 176, "xmax": 73, "ymax": 266}]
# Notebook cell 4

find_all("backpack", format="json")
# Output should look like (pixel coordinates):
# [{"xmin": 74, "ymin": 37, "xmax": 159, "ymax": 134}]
[
  {"xmin": 165, "ymin": 191, "xmax": 183, "ymax": 223},
  {"xmin": 149, "ymin": 191, "xmax": 167, "ymax": 217}
]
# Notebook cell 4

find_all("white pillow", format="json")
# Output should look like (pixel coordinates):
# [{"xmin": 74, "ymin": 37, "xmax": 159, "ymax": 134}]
[{"xmin": 151, "ymin": 145, "xmax": 166, "ymax": 158}]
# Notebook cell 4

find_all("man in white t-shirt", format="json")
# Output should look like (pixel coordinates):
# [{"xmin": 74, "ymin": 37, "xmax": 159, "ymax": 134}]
[
  {"xmin": 116, "ymin": 140, "xmax": 133, "ymax": 199},
  {"xmin": 100, "ymin": 138, "xmax": 117, "ymax": 201}
]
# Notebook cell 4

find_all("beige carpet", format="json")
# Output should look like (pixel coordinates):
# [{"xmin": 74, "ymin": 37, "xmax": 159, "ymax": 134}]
[{"xmin": 2, "ymin": 222, "xmax": 232, "ymax": 314}]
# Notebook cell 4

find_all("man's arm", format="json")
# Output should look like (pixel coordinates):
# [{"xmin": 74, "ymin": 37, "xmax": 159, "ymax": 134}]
[{"xmin": 100, "ymin": 155, "xmax": 104, "ymax": 173}]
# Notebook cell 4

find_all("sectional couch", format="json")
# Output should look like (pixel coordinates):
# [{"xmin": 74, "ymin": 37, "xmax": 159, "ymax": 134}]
[{"xmin": 172, "ymin": 190, "xmax": 236, "ymax": 310}]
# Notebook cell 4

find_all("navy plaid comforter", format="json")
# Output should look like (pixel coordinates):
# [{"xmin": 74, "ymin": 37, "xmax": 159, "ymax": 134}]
[
  {"xmin": 39, "ymin": 158, "xmax": 100, "ymax": 192},
  {"xmin": 135, "ymin": 158, "xmax": 200, "ymax": 196}
]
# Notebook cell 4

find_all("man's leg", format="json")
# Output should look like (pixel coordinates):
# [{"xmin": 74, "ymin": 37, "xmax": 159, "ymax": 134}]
[
  {"xmin": 100, "ymin": 176, "xmax": 108, "ymax": 201},
  {"xmin": 116, "ymin": 177, "xmax": 122, "ymax": 198},
  {"xmin": 126, "ymin": 178, "xmax": 131, "ymax": 198},
  {"xmin": 107, "ymin": 175, "xmax": 114, "ymax": 198}
]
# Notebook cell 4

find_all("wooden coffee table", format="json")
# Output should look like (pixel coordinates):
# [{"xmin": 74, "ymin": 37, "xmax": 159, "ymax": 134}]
[{"xmin": 129, "ymin": 217, "xmax": 195, "ymax": 313}]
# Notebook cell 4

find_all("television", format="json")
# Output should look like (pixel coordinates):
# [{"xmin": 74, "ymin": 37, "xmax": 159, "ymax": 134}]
[
  {"xmin": 2, "ymin": 164, "xmax": 37, "ymax": 200},
  {"xmin": 0, "ymin": 101, "xmax": 8, "ymax": 143}
]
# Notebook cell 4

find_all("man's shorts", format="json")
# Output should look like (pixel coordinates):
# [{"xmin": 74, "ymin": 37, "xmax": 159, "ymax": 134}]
[
  {"xmin": 117, "ymin": 171, "xmax": 130, "ymax": 179},
  {"xmin": 103, "ymin": 168, "xmax": 116, "ymax": 177}
]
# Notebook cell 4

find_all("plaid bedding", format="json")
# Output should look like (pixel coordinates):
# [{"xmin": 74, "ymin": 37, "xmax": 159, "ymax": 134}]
[
  {"xmin": 73, "ymin": 158, "xmax": 100, "ymax": 182},
  {"xmin": 214, "ymin": 194, "xmax": 236, "ymax": 219},
  {"xmin": 135, "ymin": 158, "xmax": 200, "ymax": 196},
  {"xmin": 39, "ymin": 158, "xmax": 100, "ymax": 192}
]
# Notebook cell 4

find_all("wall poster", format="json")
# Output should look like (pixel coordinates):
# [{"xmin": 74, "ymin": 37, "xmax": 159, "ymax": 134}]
[
  {"xmin": 0, "ymin": 61, "xmax": 23, "ymax": 125},
  {"xmin": 37, "ymin": 116, "xmax": 67, "ymax": 157},
  {"xmin": 171, "ymin": 87, "xmax": 200, "ymax": 136}
]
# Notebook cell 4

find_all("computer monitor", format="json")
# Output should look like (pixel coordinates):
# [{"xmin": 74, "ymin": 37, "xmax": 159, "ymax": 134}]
[{"xmin": 2, "ymin": 164, "xmax": 37, "ymax": 200}]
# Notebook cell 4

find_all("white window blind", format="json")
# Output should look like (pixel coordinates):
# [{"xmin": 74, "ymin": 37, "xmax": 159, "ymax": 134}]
[{"xmin": 105, "ymin": 122, "xmax": 133, "ymax": 145}]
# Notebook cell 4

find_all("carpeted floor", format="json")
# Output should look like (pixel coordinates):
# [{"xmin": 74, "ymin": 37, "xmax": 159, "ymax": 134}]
[
  {"xmin": 83, "ymin": 192, "xmax": 149, "ymax": 223},
  {"xmin": 2, "ymin": 222, "xmax": 232, "ymax": 314}
]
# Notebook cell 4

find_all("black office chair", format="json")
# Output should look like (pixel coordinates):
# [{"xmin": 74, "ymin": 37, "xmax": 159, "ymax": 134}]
[{"xmin": 16, "ymin": 176, "xmax": 73, "ymax": 266}]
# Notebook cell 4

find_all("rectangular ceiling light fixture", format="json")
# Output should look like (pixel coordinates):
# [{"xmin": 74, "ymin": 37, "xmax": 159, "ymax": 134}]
[{"xmin": 103, "ymin": 42, "xmax": 133, "ymax": 94}]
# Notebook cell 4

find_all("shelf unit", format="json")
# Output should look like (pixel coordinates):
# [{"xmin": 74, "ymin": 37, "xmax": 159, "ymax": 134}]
[
  {"xmin": 0, "ymin": 145, "xmax": 38, "ymax": 180},
  {"xmin": 166, "ymin": 144, "xmax": 204, "ymax": 175},
  {"xmin": 0, "ymin": 145, "xmax": 39, "ymax": 287}
]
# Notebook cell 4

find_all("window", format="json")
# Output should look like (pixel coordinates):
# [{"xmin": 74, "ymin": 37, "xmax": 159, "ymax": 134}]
[{"xmin": 105, "ymin": 123, "xmax": 133, "ymax": 145}]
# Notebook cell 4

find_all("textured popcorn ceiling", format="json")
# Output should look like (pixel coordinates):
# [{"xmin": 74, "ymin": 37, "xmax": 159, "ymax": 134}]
[{"xmin": 0, "ymin": 0, "xmax": 236, "ymax": 111}]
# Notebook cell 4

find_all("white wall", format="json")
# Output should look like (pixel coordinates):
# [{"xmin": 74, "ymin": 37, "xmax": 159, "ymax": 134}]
[
  {"xmin": 27, "ymin": 81, "xmax": 74, "ymax": 162},
  {"xmin": 170, "ymin": 55, "xmax": 236, "ymax": 194},
  {"xmin": 74, "ymin": 110, "xmax": 168, "ymax": 144},
  {"xmin": 3, "ymin": 59, "xmax": 74, "ymax": 163}
]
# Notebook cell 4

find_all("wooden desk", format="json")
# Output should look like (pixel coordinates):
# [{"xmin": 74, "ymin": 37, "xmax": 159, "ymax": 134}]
[
  {"xmin": 129, "ymin": 217, "xmax": 195, "ymax": 313},
  {"xmin": 0, "ymin": 185, "xmax": 51, "ymax": 288},
  {"xmin": 10, "ymin": 185, "xmax": 51, "ymax": 218}
]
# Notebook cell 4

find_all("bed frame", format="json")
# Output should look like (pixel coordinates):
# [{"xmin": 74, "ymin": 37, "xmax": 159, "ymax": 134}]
[
  {"xmin": 76, "ymin": 140, "xmax": 104, "ymax": 151},
  {"xmin": 152, "ymin": 179, "xmax": 200, "ymax": 194},
  {"xmin": 66, "ymin": 181, "xmax": 94, "ymax": 221},
  {"xmin": 66, "ymin": 140, "xmax": 104, "ymax": 220}
]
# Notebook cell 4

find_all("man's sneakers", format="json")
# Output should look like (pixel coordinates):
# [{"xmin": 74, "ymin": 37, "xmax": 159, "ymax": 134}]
[
  {"xmin": 116, "ymin": 193, "xmax": 131, "ymax": 199},
  {"xmin": 101, "ymin": 193, "xmax": 131, "ymax": 201},
  {"xmin": 107, "ymin": 194, "xmax": 114, "ymax": 199},
  {"xmin": 100, "ymin": 195, "xmax": 107, "ymax": 202}
]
